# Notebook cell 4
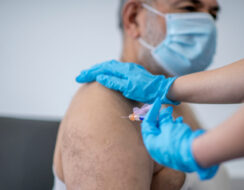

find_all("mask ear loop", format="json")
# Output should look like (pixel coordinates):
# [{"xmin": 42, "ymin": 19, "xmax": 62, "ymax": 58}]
[
  {"xmin": 138, "ymin": 4, "xmax": 166, "ymax": 50},
  {"xmin": 142, "ymin": 3, "xmax": 165, "ymax": 18},
  {"xmin": 138, "ymin": 38, "xmax": 154, "ymax": 50}
]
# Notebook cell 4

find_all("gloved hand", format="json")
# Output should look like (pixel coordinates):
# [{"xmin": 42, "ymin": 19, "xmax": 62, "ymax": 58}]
[
  {"xmin": 141, "ymin": 98, "xmax": 219, "ymax": 180},
  {"xmin": 76, "ymin": 60, "xmax": 179, "ymax": 105}
]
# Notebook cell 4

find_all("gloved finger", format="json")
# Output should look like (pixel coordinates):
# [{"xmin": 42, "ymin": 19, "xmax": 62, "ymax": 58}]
[
  {"xmin": 159, "ymin": 106, "xmax": 173, "ymax": 122},
  {"xmin": 76, "ymin": 62, "xmax": 106, "ymax": 82},
  {"xmin": 141, "ymin": 99, "xmax": 161, "ymax": 142},
  {"xmin": 96, "ymin": 75, "xmax": 127, "ymax": 92},
  {"xmin": 141, "ymin": 98, "xmax": 161, "ymax": 142},
  {"xmin": 144, "ymin": 98, "xmax": 162, "ymax": 124},
  {"xmin": 76, "ymin": 60, "xmax": 126, "ymax": 83},
  {"xmin": 158, "ymin": 107, "xmax": 174, "ymax": 129},
  {"xmin": 141, "ymin": 98, "xmax": 161, "ymax": 135},
  {"xmin": 175, "ymin": 116, "xmax": 183, "ymax": 123}
]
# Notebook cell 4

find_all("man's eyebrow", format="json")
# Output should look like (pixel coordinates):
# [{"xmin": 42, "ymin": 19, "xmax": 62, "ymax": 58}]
[
  {"xmin": 172, "ymin": 0, "xmax": 221, "ymax": 12},
  {"xmin": 211, "ymin": 5, "xmax": 221, "ymax": 13},
  {"xmin": 172, "ymin": 0, "xmax": 200, "ymax": 6},
  {"xmin": 194, "ymin": 0, "xmax": 221, "ymax": 13}
]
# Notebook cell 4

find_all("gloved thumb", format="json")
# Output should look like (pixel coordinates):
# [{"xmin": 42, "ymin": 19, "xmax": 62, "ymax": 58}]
[
  {"xmin": 141, "ymin": 98, "xmax": 161, "ymax": 134},
  {"xmin": 76, "ymin": 64, "xmax": 102, "ymax": 83},
  {"xmin": 144, "ymin": 98, "xmax": 161, "ymax": 123}
]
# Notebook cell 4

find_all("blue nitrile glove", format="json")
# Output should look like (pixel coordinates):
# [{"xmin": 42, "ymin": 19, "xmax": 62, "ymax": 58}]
[
  {"xmin": 76, "ymin": 60, "xmax": 179, "ymax": 105},
  {"xmin": 141, "ymin": 98, "xmax": 219, "ymax": 180}
]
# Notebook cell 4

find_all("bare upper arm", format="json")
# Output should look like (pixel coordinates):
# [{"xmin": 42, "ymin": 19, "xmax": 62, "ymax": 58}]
[{"xmin": 60, "ymin": 82, "xmax": 154, "ymax": 190}]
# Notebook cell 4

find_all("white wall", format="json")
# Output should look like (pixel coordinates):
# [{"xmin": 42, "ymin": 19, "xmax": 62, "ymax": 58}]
[
  {"xmin": 0, "ymin": 0, "xmax": 121, "ymax": 119},
  {"xmin": 0, "ymin": 0, "xmax": 244, "ymax": 178}
]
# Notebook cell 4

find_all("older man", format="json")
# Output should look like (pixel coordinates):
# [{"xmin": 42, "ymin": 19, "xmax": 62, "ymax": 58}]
[{"xmin": 53, "ymin": 0, "xmax": 229, "ymax": 189}]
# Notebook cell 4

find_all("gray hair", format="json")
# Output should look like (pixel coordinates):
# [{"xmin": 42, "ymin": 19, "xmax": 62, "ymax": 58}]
[{"xmin": 118, "ymin": 0, "xmax": 155, "ymax": 31}]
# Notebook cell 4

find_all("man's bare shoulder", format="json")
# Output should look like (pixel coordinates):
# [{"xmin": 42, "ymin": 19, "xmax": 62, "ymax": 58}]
[
  {"xmin": 65, "ymin": 82, "xmax": 137, "ymax": 126},
  {"xmin": 61, "ymin": 82, "xmax": 142, "ymax": 148},
  {"xmin": 76, "ymin": 82, "xmax": 134, "ymax": 111}
]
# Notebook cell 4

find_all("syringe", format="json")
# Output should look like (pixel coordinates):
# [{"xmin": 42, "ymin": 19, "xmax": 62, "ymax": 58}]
[
  {"xmin": 121, "ymin": 104, "xmax": 151, "ymax": 122},
  {"xmin": 121, "ymin": 113, "xmax": 145, "ymax": 121}
]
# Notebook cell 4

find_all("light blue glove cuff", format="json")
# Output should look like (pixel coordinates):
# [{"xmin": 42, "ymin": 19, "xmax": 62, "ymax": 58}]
[
  {"xmin": 188, "ymin": 130, "xmax": 220, "ymax": 180},
  {"xmin": 158, "ymin": 77, "xmax": 180, "ymax": 105}
]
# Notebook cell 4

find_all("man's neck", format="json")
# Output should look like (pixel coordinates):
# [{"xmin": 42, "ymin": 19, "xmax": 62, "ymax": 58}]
[
  {"xmin": 120, "ymin": 42, "xmax": 138, "ymax": 63},
  {"xmin": 120, "ymin": 53, "xmax": 170, "ymax": 77},
  {"xmin": 120, "ymin": 39, "xmax": 171, "ymax": 77}
]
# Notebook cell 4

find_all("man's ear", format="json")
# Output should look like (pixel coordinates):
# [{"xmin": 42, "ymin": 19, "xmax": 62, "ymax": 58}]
[{"xmin": 122, "ymin": 0, "xmax": 144, "ymax": 39}]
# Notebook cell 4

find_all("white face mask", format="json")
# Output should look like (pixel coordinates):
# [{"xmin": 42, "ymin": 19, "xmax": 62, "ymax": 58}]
[{"xmin": 139, "ymin": 3, "xmax": 217, "ymax": 76}]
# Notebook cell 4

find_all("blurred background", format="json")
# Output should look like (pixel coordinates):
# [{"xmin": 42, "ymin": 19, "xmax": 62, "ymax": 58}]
[{"xmin": 0, "ymin": 0, "xmax": 244, "ymax": 182}]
